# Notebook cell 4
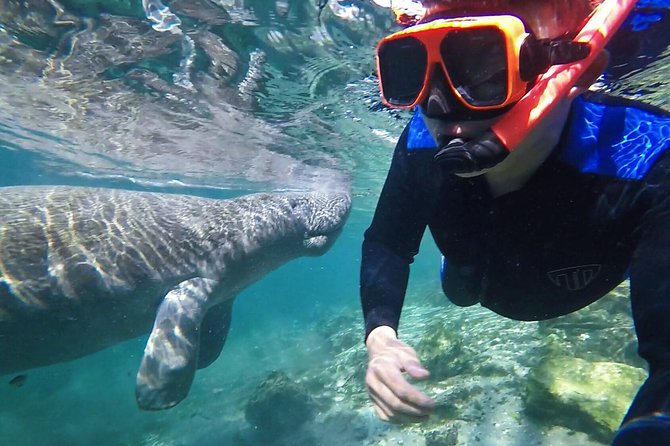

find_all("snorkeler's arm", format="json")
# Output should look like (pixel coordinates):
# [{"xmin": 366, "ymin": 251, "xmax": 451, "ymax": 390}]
[
  {"xmin": 361, "ymin": 125, "xmax": 438, "ymax": 422},
  {"xmin": 622, "ymin": 150, "xmax": 670, "ymax": 421},
  {"xmin": 360, "ymin": 125, "xmax": 435, "ymax": 339}
]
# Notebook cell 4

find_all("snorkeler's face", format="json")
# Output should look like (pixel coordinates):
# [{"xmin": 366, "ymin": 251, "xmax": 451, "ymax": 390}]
[{"xmin": 414, "ymin": 2, "xmax": 594, "ymax": 121}]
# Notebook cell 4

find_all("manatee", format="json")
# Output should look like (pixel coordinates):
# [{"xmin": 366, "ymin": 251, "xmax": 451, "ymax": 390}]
[{"xmin": 0, "ymin": 185, "xmax": 350, "ymax": 410}]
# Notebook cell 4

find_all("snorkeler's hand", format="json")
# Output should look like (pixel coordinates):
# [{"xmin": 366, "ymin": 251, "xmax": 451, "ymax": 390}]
[
  {"xmin": 434, "ymin": 130, "xmax": 508, "ymax": 174},
  {"xmin": 365, "ymin": 325, "xmax": 436, "ymax": 423}
]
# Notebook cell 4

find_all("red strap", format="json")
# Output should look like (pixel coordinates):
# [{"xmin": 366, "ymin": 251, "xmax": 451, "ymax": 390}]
[{"xmin": 492, "ymin": 0, "xmax": 638, "ymax": 152}]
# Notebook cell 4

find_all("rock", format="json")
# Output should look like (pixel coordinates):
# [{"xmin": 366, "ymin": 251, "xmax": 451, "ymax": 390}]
[
  {"xmin": 425, "ymin": 424, "xmax": 458, "ymax": 446},
  {"xmin": 244, "ymin": 370, "xmax": 317, "ymax": 440},
  {"xmin": 525, "ymin": 356, "xmax": 646, "ymax": 443}
]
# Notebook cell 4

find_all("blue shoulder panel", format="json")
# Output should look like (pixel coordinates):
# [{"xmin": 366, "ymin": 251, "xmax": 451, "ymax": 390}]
[
  {"xmin": 560, "ymin": 95, "xmax": 670, "ymax": 180},
  {"xmin": 636, "ymin": 0, "xmax": 670, "ymax": 8},
  {"xmin": 407, "ymin": 109, "xmax": 438, "ymax": 150}
]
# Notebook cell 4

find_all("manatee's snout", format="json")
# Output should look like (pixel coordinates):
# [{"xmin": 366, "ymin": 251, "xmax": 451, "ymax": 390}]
[
  {"xmin": 290, "ymin": 191, "xmax": 351, "ymax": 253},
  {"xmin": 304, "ymin": 192, "xmax": 352, "ymax": 234}
]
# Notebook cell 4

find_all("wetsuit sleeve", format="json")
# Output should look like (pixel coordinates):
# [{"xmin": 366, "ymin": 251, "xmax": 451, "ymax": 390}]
[
  {"xmin": 624, "ymin": 152, "xmax": 670, "ymax": 420},
  {"xmin": 360, "ymin": 125, "xmax": 436, "ymax": 340}
]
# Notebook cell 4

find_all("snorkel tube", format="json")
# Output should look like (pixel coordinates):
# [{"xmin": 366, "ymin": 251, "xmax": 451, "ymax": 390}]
[{"xmin": 434, "ymin": 0, "xmax": 638, "ymax": 174}]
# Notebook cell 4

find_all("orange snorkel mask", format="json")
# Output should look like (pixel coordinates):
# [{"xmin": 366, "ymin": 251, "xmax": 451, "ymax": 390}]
[
  {"xmin": 377, "ymin": 0, "xmax": 638, "ymax": 174},
  {"xmin": 376, "ymin": 15, "xmax": 590, "ymax": 111}
]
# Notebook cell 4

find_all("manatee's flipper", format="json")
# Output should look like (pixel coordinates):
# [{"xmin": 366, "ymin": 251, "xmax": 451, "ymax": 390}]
[
  {"xmin": 135, "ymin": 277, "xmax": 218, "ymax": 410},
  {"xmin": 197, "ymin": 299, "xmax": 233, "ymax": 369}
]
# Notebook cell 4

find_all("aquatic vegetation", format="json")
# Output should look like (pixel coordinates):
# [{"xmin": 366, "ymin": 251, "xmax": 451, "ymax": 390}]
[{"xmin": 415, "ymin": 319, "xmax": 473, "ymax": 381}]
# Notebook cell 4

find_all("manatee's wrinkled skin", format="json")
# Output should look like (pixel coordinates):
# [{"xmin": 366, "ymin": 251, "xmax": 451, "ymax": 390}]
[{"xmin": 0, "ymin": 186, "xmax": 350, "ymax": 409}]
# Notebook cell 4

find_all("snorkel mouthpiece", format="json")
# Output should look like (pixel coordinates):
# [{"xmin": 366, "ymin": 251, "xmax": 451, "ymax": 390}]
[
  {"xmin": 435, "ymin": 0, "xmax": 638, "ymax": 174},
  {"xmin": 435, "ymin": 132, "xmax": 508, "ymax": 173}
]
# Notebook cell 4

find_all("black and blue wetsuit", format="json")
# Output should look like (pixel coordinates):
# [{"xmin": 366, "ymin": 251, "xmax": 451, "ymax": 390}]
[{"xmin": 360, "ymin": 91, "xmax": 670, "ymax": 440}]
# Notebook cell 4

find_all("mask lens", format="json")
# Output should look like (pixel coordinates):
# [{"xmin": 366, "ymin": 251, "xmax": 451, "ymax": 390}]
[
  {"xmin": 440, "ymin": 27, "xmax": 509, "ymax": 107},
  {"xmin": 378, "ymin": 36, "xmax": 427, "ymax": 106}
]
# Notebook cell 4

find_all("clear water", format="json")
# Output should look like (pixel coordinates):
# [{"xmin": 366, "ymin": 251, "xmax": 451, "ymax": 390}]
[{"xmin": 0, "ymin": 1, "xmax": 668, "ymax": 445}]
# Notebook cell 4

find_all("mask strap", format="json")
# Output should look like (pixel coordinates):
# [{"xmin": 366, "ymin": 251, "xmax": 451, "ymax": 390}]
[{"xmin": 520, "ymin": 39, "xmax": 591, "ymax": 81}]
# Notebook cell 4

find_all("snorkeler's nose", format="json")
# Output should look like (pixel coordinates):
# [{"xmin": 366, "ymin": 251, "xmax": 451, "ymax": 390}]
[{"xmin": 423, "ymin": 68, "xmax": 453, "ymax": 118}]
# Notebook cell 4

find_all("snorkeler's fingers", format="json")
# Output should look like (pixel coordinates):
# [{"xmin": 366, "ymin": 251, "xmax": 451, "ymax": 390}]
[
  {"xmin": 369, "ymin": 390, "xmax": 393, "ymax": 420},
  {"xmin": 382, "ymin": 341, "xmax": 431, "ymax": 380},
  {"xmin": 366, "ymin": 357, "xmax": 435, "ymax": 415},
  {"xmin": 368, "ymin": 381, "xmax": 433, "ymax": 421},
  {"xmin": 377, "ymin": 360, "xmax": 436, "ymax": 409},
  {"xmin": 372, "ymin": 400, "xmax": 391, "ymax": 421},
  {"xmin": 370, "ymin": 396, "xmax": 426, "ymax": 425},
  {"xmin": 367, "ymin": 378, "xmax": 433, "ymax": 423},
  {"xmin": 402, "ymin": 359, "xmax": 430, "ymax": 379},
  {"xmin": 370, "ymin": 393, "xmax": 429, "ymax": 423}
]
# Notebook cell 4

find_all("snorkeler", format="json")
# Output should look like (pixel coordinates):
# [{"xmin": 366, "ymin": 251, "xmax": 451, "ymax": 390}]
[{"xmin": 360, "ymin": 0, "xmax": 670, "ymax": 443}]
